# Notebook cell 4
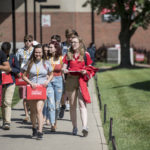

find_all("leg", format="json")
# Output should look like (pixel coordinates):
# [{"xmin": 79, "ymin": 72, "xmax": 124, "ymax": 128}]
[
  {"xmin": 43, "ymin": 100, "xmax": 50, "ymax": 125},
  {"xmin": 54, "ymin": 77, "xmax": 63, "ymax": 120},
  {"xmin": 36, "ymin": 100, "xmax": 44, "ymax": 132},
  {"xmin": 19, "ymin": 86, "xmax": 29, "ymax": 122},
  {"xmin": 59, "ymin": 92, "xmax": 66, "ymax": 119},
  {"xmin": 47, "ymin": 83, "xmax": 55, "ymax": 127},
  {"xmin": 28, "ymin": 101, "xmax": 37, "ymax": 129},
  {"xmin": 78, "ymin": 89, "xmax": 88, "ymax": 137},
  {"xmin": 23, "ymin": 99, "xmax": 29, "ymax": 122},
  {"xmin": 2, "ymin": 84, "xmax": 15, "ymax": 129},
  {"xmin": 67, "ymin": 89, "xmax": 78, "ymax": 128}
]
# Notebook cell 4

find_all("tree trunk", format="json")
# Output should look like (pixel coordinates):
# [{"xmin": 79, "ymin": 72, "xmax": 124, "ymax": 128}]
[{"xmin": 119, "ymin": 18, "xmax": 132, "ymax": 67}]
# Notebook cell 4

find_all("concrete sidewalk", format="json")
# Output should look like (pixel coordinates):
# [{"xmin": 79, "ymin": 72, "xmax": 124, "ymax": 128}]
[{"xmin": 0, "ymin": 78, "xmax": 108, "ymax": 150}]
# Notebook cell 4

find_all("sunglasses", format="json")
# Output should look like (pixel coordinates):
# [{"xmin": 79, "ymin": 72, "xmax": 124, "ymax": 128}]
[{"xmin": 24, "ymin": 39, "xmax": 32, "ymax": 42}]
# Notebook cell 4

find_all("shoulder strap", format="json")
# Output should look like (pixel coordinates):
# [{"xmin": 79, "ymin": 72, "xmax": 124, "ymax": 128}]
[
  {"xmin": 12, "ymin": 57, "xmax": 15, "ymax": 66},
  {"xmin": 84, "ymin": 53, "xmax": 87, "ymax": 66}
]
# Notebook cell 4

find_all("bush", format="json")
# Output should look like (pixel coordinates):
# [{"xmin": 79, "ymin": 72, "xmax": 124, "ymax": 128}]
[{"xmin": 95, "ymin": 44, "xmax": 114, "ymax": 62}]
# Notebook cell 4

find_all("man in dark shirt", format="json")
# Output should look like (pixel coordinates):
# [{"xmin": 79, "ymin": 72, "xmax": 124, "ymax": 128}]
[
  {"xmin": 0, "ymin": 50, "xmax": 11, "ymax": 84},
  {"xmin": 0, "ymin": 50, "xmax": 11, "ymax": 113}
]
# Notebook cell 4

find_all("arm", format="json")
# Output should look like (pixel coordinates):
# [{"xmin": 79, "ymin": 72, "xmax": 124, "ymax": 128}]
[
  {"xmin": 22, "ymin": 71, "xmax": 36, "ymax": 89},
  {"xmin": 0, "ymin": 61, "xmax": 11, "ymax": 73},
  {"xmin": 43, "ymin": 72, "xmax": 53, "ymax": 87},
  {"xmin": 9, "ymin": 55, "xmax": 20, "ymax": 74},
  {"xmin": 62, "ymin": 63, "xmax": 69, "ymax": 74}
]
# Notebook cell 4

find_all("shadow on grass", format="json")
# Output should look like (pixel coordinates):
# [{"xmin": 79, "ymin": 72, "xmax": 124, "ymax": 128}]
[
  {"xmin": 112, "ymin": 80, "xmax": 150, "ymax": 91},
  {"xmin": 130, "ymin": 80, "xmax": 150, "ymax": 91},
  {"xmin": 97, "ymin": 64, "xmax": 150, "ymax": 73}
]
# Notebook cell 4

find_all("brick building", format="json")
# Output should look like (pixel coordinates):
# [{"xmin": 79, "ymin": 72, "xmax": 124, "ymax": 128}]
[{"xmin": 0, "ymin": 0, "xmax": 150, "ymax": 51}]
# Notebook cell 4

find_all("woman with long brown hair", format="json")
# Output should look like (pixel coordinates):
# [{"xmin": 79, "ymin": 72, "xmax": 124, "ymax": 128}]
[
  {"xmin": 47, "ymin": 41, "xmax": 63, "ymax": 132},
  {"xmin": 22, "ymin": 44, "xmax": 53, "ymax": 140}
]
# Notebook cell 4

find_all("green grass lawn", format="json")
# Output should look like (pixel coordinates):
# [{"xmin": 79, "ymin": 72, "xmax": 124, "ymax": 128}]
[
  {"xmin": 0, "ymin": 86, "xmax": 21, "ymax": 119},
  {"xmin": 96, "ymin": 64, "xmax": 150, "ymax": 150}
]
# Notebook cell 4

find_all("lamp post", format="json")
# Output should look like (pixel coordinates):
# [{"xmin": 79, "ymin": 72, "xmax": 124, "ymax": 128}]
[
  {"xmin": 33, "ymin": 0, "xmax": 36, "ymax": 40},
  {"xmin": 91, "ymin": 0, "xmax": 95, "ymax": 43},
  {"xmin": 12, "ymin": 0, "xmax": 16, "ymax": 53},
  {"xmin": 24, "ymin": 0, "xmax": 28, "ymax": 35}
]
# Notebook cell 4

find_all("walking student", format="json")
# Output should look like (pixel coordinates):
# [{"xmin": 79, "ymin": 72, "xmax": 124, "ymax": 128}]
[
  {"xmin": 22, "ymin": 44, "xmax": 53, "ymax": 139},
  {"xmin": 1, "ymin": 42, "xmax": 20, "ymax": 130},
  {"xmin": 47, "ymin": 41, "xmax": 63, "ymax": 132},
  {"xmin": 59, "ymin": 29, "xmax": 78, "ymax": 119},
  {"xmin": 62, "ymin": 35, "xmax": 93, "ymax": 137},
  {"xmin": 0, "ymin": 47, "xmax": 10, "ymax": 118},
  {"xmin": 16, "ymin": 34, "xmax": 34, "ymax": 123},
  {"xmin": 42, "ymin": 44, "xmax": 51, "ymax": 126}
]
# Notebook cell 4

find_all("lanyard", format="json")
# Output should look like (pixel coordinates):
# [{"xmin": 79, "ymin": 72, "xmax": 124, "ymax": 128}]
[
  {"xmin": 50, "ymin": 56, "xmax": 62, "ymax": 71},
  {"xmin": 50, "ymin": 57, "xmax": 56, "ymax": 71},
  {"xmin": 24, "ymin": 47, "xmax": 32, "ymax": 60},
  {"xmin": 36, "ymin": 59, "xmax": 42, "ymax": 82}
]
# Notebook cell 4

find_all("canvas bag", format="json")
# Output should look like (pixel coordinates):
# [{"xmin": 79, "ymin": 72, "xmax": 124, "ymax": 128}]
[
  {"xmin": 19, "ymin": 86, "xmax": 27, "ymax": 99},
  {"xmin": 0, "ymin": 85, "xmax": 2, "ymax": 107},
  {"xmin": 2, "ymin": 71, "xmax": 13, "ymax": 85},
  {"xmin": 15, "ymin": 73, "xmax": 27, "ymax": 86},
  {"xmin": 26, "ymin": 85, "xmax": 47, "ymax": 100}
]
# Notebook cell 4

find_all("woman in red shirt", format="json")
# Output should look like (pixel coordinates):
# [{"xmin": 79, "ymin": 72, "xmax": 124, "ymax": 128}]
[{"xmin": 62, "ymin": 35, "xmax": 92, "ymax": 137}]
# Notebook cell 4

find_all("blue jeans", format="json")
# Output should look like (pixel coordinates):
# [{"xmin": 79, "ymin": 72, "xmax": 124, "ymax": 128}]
[
  {"xmin": 43, "ymin": 99, "xmax": 49, "ymax": 119},
  {"xmin": 47, "ymin": 76, "xmax": 63, "ymax": 125}
]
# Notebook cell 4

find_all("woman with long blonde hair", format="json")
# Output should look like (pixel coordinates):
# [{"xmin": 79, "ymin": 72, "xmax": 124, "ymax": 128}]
[{"xmin": 62, "ymin": 35, "xmax": 93, "ymax": 136}]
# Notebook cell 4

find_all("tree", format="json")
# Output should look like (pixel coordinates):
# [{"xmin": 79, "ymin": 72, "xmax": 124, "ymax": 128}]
[{"xmin": 83, "ymin": 0, "xmax": 150, "ymax": 67}]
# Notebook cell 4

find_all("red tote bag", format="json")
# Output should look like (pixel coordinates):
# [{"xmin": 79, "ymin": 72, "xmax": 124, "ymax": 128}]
[
  {"xmin": 26, "ymin": 85, "xmax": 47, "ymax": 100},
  {"xmin": 15, "ymin": 73, "xmax": 27, "ymax": 86},
  {"xmin": 0, "ymin": 85, "xmax": 2, "ymax": 107},
  {"xmin": 19, "ymin": 86, "xmax": 27, "ymax": 99},
  {"xmin": 2, "ymin": 72, "xmax": 13, "ymax": 85}
]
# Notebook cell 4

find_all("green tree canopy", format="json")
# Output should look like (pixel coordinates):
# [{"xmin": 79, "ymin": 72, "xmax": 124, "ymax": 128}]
[{"xmin": 83, "ymin": 0, "xmax": 150, "ymax": 67}]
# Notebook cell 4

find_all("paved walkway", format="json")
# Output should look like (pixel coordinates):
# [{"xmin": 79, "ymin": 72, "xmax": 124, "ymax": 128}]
[{"xmin": 0, "ymin": 78, "xmax": 108, "ymax": 150}]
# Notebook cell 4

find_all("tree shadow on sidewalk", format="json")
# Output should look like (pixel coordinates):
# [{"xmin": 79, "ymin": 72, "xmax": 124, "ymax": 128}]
[
  {"xmin": 12, "ymin": 108, "xmax": 24, "ymax": 111},
  {"xmin": 0, "ymin": 134, "xmax": 31, "ymax": 139},
  {"xmin": 43, "ymin": 130, "xmax": 81, "ymax": 137}
]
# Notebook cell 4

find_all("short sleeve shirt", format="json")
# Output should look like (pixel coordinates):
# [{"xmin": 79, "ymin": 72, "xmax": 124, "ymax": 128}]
[
  {"xmin": 23, "ymin": 60, "xmax": 52, "ymax": 84},
  {"xmin": 63, "ymin": 52, "xmax": 93, "ymax": 71},
  {"xmin": 61, "ymin": 42, "xmax": 70, "ymax": 56},
  {"xmin": 16, "ymin": 47, "xmax": 34, "ymax": 69},
  {"xmin": 0, "ymin": 50, "xmax": 7, "ymax": 84}
]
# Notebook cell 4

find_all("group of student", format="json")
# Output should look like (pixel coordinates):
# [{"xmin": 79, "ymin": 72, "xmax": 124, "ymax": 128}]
[{"xmin": 0, "ymin": 28, "xmax": 97, "ymax": 140}]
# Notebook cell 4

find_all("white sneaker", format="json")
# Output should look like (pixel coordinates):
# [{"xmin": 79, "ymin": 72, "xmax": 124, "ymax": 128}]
[
  {"xmin": 65, "ymin": 103, "xmax": 70, "ymax": 111},
  {"xmin": 82, "ymin": 128, "xmax": 88, "ymax": 137}
]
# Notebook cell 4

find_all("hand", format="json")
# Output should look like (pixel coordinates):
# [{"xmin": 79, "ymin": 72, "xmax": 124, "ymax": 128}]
[
  {"xmin": 31, "ymin": 83, "xmax": 37, "ymax": 89},
  {"xmin": 43, "ymin": 80, "xmax": 49, "ymax": 87},
  {"xmin": 62, "ymin": 68, "xmax": 69, "ymax": 74},
  {"xmin": 81, "ymin": 70, "xmax": 87, "ymax": 75},
  {"xmin": 17, "ymin": 73, "xmax": 21, "ymax": 78}
]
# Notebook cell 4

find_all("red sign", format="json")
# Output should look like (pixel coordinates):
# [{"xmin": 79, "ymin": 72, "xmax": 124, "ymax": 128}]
[{"xmin": 135, "ymin": 53, "xmax": 145, "ymax": 62}]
